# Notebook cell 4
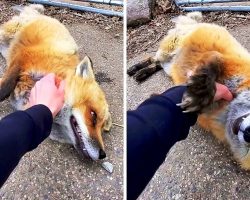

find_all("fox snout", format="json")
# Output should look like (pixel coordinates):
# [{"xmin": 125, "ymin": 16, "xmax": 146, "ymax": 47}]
[
  {"xmin": 233, "ymin": 113, "xmax": 250, "ymax": 144},
  {"xmin": 99, "ymin": 149, "xmax": 106, "ymax": 159},
  {"xmin": 242, "ymin": 127, "xmax": 250, "ymax": 143},
  {"xmin": 65, "ymin": 56, "xmax": 112, "ymax": 160}
]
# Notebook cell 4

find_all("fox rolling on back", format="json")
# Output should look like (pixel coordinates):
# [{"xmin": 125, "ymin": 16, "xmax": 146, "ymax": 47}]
[{"xmin": 128, "ymin": 12, "xmax": 250, "ymax": 169}]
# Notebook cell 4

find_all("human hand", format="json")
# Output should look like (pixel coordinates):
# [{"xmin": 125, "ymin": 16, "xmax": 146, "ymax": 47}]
[{"xmin": 28, "ymin": 73, "xmax": 65, "ymax": 118}]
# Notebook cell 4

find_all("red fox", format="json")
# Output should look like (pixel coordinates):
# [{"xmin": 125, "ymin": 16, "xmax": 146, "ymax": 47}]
[
  {"xmin": 128, "ymin": 12, "xmax": 250, "ymax": 169},
  {"xmin": 0, "ymin": 5, "xmax": 112, "ymax": 160}
]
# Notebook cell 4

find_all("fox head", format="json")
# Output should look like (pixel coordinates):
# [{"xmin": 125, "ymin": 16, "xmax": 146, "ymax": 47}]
[
  {"xmin": 60, "ymin": 56, "xmax": 112, "ymax": 160},
  {"xmin": 226, "ymin": 90, "xmax": 250, "ymax": 168},
  {"xmin": 2, "ymin": 53, "xmax": 111, "ymax": 160}
]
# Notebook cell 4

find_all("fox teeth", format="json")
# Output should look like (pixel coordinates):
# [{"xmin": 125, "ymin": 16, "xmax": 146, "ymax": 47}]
[{"xmin": 75, "ymin": 125, "xmax": 81, "ymax": 133}]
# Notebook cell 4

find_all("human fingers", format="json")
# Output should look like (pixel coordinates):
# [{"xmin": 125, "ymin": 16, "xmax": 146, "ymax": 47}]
[
  {"xmin": 58, "ymin": 80, "xmax": 66, "ymax": 94},
  {"xmin": 41, "ymin": 73, "xmax": 56, "ymax": 83}
]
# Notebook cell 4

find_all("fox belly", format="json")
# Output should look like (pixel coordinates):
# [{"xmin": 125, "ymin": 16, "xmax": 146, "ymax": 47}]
[
  {"xmin": 8, "ymin": 16, "xmax": 79, "ymax": 74},
  {"xmin": 7, "ymin": 16, "xmax": 80, "ymax": 111}
]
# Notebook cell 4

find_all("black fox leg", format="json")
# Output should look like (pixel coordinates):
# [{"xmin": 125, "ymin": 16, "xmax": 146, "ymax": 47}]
[
  {"xmin": 134, "ymin": 64, "xmax": 162, "ymax": 82},
  {"xmin": 127, "ymin": 57, "xmax": 153, "ymax": 76}
]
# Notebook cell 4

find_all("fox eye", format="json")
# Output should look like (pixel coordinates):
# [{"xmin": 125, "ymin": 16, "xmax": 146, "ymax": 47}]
[{"xmin": 91, "ymin": 111, "xmax": 97, "ymax": 126}]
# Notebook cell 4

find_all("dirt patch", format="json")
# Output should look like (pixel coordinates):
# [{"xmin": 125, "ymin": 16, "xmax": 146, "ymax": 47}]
[
  {"xmin": 0, "ymin": 0, "xmax": 123, "ymax": 38},
  {"xmin": 153, "ymin": 0, "xmax": 173, "ymax": 16},
  {"xmin": 127, "ymin": 9, "xmax": 250, "ymax": 59},
  {"xmin": 96, "ymin": 72, "xmax": 114, "ymax": 84}
]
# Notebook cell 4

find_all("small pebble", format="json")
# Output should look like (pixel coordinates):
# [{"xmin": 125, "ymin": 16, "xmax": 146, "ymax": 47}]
[{"xmin": 102, "ymin": 161, "xmax": 113, "ymax": 173}]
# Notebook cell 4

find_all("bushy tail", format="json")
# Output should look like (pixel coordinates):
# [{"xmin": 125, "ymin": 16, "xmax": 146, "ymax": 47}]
[
  {"xmin": 186, "ymin": 12, "xmax": 203, "ymax": 21},
  {"xmin": 171, "ymin": 12, "xmax": 203, "ymax": 26},
  {"xmin": 12, "ymin": 4, "xmax": 44, "ymax": 15}
]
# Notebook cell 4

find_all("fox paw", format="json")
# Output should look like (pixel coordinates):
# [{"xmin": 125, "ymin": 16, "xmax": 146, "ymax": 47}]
[
  {"xmin": 127, "ymin": 58, "xmax": 153, "ymax": 77},
  {"xmin": 177, "ymin": 73, "xmax": 216, "ymax": 113},
  {"xmin": 127, "ymin": 64, "xmax": 140, "ymax": 76},
  {"xmin": 134, "ymin": 65, "xmax": 162, "ymax": 83},
  {"xmin": 134, "ymin": 68, "xmax": 153, "ymax": 82}
]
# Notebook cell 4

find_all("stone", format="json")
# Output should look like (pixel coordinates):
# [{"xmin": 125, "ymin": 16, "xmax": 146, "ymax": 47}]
[
  {"xmin": 127, "ymin": 0, "xmax": 154, "ymax": 26},
  {"xmin": 102, "ymin": 161, "xmax": 114, "ymax": 173}
]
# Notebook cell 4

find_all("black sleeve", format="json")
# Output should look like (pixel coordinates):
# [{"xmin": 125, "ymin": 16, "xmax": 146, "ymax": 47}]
[
  {"xmin": 127, "ymin": 86, "xmax": 198, "ymax": 200},
  {"xmin": 0, "ymin": 105, "xmax": 53, "ymax": 187}
]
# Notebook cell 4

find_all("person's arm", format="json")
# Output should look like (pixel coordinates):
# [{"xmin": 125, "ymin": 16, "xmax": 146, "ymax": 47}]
[
  {"xmin": 127, "ymin": 86, "xmax": 197, "ymax": 200},
  {"xmin": 0, "ymin": 73, "xmax": 65, "ymax": 187},
  {"xmin": 0, "ymin": 105, "xmax": 53, "ymax": 187},
  {"xmin": 127, "ymin": 83, "xmax": 233, "ymax": 200}
]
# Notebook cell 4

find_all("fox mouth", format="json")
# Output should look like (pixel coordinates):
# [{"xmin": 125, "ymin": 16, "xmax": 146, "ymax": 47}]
[{"xmin": 70, "ymin": 115, "xmax": 90, "ymax": 158}]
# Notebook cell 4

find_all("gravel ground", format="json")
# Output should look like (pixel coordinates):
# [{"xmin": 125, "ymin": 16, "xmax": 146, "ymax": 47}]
[
  {"xmin": 0, "ymin": 0, "xmax": 123, "ymax": 39},
  {"xmin": 127, "ymin": 13, "xmax": 250, "ymax": 200},
  {"xmin": 0, "ymin": 3, "xmax": 123, "ymax": 200}
]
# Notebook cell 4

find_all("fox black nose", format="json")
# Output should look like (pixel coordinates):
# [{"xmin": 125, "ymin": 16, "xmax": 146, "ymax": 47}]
[
  {"xmin": 243, "ymin": 127, "xmax": 250, "ymax": 143},
  {"xmin": 99, "ymin": 149, "xmax": 106, "ymax": 159}
]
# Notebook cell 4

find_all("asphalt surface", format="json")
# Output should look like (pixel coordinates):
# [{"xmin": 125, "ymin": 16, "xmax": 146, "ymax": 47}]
[
  {"xmin": 127, "ymin": 24, "xmax": 250, "ymax": 199},
  {"xmin": 0, "ymin": 23, "xmax": 123, "ymax": 199}
]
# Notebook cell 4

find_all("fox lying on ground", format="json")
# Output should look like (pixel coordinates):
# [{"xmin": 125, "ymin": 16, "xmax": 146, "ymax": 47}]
[
  {"xmin": 0, "ymin": 5, "xmax": 112, "ymax": 160},
  {"xmin": 128, "ymin": 12, "xmax": 250, "ymax": 169}
]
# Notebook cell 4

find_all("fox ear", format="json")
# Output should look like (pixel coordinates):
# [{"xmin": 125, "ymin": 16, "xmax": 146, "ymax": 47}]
[{"xmin": 76, "ymin": 56, "xmax": 95, "ymax": 79}]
